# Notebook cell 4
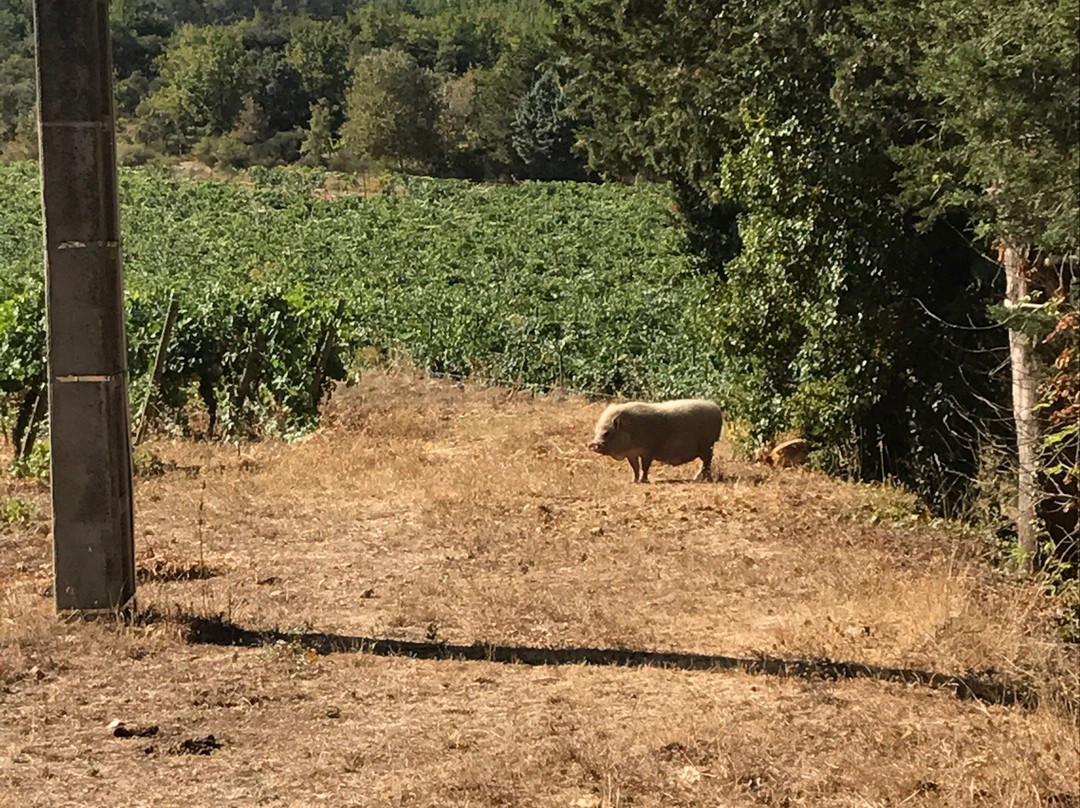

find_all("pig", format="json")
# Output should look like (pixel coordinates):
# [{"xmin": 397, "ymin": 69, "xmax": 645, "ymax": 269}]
[{"xmin": 588, "ymin": 399, "xmax": 723, "ymax": 483}]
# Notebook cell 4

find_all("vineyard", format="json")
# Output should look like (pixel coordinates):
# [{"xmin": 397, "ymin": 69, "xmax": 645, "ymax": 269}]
[{"xmin": 0, "ymin": 163, "xmax": 720, "ymax": 451}]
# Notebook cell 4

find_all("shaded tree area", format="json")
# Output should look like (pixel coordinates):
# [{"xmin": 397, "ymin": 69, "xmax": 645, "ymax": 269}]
[
  {"xmin": 835, "ymin": 0, "xmax": 1079, "ymax": 568},
  {"xmin": 557, "ymin": 0, "xmax": 1078, "ymax": 568},
  {"xmin": 0, "ymin": 0, "xmax": 572, "ymax": 179}
]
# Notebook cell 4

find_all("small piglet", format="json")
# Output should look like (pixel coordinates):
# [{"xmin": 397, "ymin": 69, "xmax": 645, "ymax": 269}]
[
  {"xmin": 754, "ymin": 437, "xmax": 811, "ymax": 469},
  {"xmin": 588, "ymin": 399, "xmax": 723, "ymax": 483}
]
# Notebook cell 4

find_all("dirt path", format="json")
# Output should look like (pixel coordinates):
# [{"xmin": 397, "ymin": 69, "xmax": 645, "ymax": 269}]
[{"xmin": 1, "ymin": 371, "xmax": 1076, "ymax": 807}]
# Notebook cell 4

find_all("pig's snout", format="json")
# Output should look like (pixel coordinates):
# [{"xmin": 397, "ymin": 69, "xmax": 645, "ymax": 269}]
[{"xmin": 588, "ymin": 441, "xmax": 602, "ymax": 453}]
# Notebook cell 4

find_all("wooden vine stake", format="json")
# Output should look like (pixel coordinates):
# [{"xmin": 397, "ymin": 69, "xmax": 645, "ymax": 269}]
[
  {"xmin": 235, "ymin": 330, "xmax": 268, "ymax": 417},
  {"xmin": 17, "ymin": 381, "xmax": 48, "ymax": 462},
  {"xmin": 309, "ymin": 299, "xmax": 347, "ymax": 410},
  {"xmin": 134, "ymin": 295, "xmax": 179, "ymax": 445}
]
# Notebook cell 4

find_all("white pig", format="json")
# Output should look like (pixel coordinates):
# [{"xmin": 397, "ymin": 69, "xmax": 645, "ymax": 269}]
[{"xmin": 588, "ymin": 399, "xmax": 723, "ymax": 483}]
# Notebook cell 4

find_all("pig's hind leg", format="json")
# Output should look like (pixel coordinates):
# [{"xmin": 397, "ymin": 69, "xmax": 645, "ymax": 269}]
[{"xmin": 695, "ymin": 443, "xmax": 715, "ymax": 482}]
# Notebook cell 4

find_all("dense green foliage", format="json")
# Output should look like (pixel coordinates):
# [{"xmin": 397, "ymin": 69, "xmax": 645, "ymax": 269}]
[
  {"xmin": 0, "ymin": 163, "xmax": 719, "ymax": 443},
  {"xmin": 834, "ymin": 0, "xmax": 1079, "ymax": 251},
  {"xmin": 511, "ymin": 68, "xmax": 587, "ymax": 181},
  {"xmin": 837, "ymin": 0, "xmax": 1078, "ymax": 568},
  {"xmin": 0, "ymin": 0, "xmax": 564, "ymax": 179}
]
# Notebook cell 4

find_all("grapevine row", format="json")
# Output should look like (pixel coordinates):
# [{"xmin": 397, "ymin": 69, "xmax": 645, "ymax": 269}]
[{"xmin": 0, "ymin": 164, "xmax": 722, "ymax": 451}]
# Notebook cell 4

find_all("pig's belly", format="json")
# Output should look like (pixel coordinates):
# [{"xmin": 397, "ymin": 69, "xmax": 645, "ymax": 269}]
[{"xmin": 653, "ymin": 436, "xmax": 702, "ymax": 465}]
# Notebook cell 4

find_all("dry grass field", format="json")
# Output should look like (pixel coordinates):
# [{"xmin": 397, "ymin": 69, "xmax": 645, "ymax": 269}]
[{"xmin": 1, "ymin": 370, "xmax": 1077, "ymax": 807}]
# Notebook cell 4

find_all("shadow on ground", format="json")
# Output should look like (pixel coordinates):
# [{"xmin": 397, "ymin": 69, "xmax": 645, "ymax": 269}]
[{"xmin": 181, "ymin": 614, "xmax": 1036, "ymax": 709}]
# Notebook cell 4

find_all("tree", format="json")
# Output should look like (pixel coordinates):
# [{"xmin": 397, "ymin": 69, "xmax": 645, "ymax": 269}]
[
  {"xmin": 235, "ymin": 94, "xmax": 268, "ymax": 145},
  {"xmin": 0, "ymin": 53, "xmax": 34, "ymax": 148},
  {"xmin": 437, "ymin": 72, "xmax": 481, "ymax": 175},
  {"xmin": 469, "ymin": 41, "xmax": 547, "ymax": 176},
  {"xmin": 511, "ymin": 68, "xmax": 587, "ymax": 180},
  {"xmin": 341, "ymin": 48, "xmax": 441, "ymax": 172},
  {"xmin": 351, "ymin": 2, "xmax": 439, "ymax": 70},
  {"xmin": 285, "ymin": 16, "xmax": 351, "ymax": 127},
  {"xmin": 1, "ymin": 0, "xmax": 561, "ymax": 171},
  {"xmin": 431, "ymin": 10, "xmax": 501, "ymax": 73},
  {"xmin": 301, "ymin": 99, "xmax": 334, "ymax": 164},
  {"xmin": 559, "ymin": 1, "xmax": 905, "ymax": 443},
  {"xmin": 832, "ymin": 0, "xmax": 1078, "ymax": 251},
  {"xmin": 143, "ymin": 23, "xmax": 256, "ymax": 147},
  {"xmin": 109, "ymin": 1, "xmax": 172, "ymax": 120},
  {"xmin": 0, "ymin": 0, "xmax": 32, "ymax": 57},
  {"xmin": 247, "ymin": 43, "xmax": 308, "ymax": 134},
  {"xmin": 0, "ymin": 0, "xmax": 34, "ymax": 152}
]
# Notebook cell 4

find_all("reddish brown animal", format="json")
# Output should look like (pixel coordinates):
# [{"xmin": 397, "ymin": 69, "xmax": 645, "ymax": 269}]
[
  {"xmin": 588, "ymin": 399, "xmax": 723, "ymax": 483},
  {"xmin": 754, "ymin": 437, "xmax": 812, "ymax": 468}
]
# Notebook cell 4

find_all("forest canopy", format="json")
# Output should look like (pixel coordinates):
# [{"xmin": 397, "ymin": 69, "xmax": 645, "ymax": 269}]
[{"xmin": 0, "ymin": 0, "xmax": 571, "ymax": 178}]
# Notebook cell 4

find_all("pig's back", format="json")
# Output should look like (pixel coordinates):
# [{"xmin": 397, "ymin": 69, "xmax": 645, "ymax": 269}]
[{"xmin": 655, "ymin": 399, "xmax": 723, "ymax": 438}]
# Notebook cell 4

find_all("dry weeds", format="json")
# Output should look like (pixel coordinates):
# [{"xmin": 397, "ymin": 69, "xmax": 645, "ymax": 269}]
[{"xmin": 1, "ymin": 369, "xmax": 1077, "ymax": 807}]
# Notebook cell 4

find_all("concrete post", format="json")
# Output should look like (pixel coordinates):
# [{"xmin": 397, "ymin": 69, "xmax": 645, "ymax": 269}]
[{"xmin": 34, "ymin": 0, "xmax": 136, "ymax": 611}]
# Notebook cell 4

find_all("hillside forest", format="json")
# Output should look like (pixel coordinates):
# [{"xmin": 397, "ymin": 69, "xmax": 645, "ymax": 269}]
[{"xmin": 0, "ymin": 0, "xmax": 1076, "ymax": 576}]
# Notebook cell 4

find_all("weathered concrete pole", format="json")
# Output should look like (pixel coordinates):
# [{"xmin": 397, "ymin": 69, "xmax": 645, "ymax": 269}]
[{"xmin": 34, "ymin": 0, "xmax": 136, "ymax": 611}]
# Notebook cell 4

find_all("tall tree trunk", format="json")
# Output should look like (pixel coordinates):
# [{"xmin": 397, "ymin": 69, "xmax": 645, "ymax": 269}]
[{"xmin": 1001, "ymin": 242, "xmax": 1040, "ymax": 568}]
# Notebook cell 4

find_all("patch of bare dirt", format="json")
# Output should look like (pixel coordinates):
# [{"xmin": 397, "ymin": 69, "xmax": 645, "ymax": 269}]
[
  {"xmin": 0, "ymin": 369, "xmax": 1076, "ymax": 807},
  {"xmin": 167, "ymin": 160, "xmax": 384, "ymax": 200}
]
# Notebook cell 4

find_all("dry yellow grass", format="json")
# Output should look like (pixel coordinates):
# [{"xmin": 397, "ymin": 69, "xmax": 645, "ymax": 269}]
[{"xmin": 1, "ymin": 369, "xmax": 1077, "ymax": 807}]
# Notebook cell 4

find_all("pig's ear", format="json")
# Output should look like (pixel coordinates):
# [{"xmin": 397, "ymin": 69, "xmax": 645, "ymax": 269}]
[{"xmin": 610, "ymin": 414, "xmax": 622, "ymax": 430}]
